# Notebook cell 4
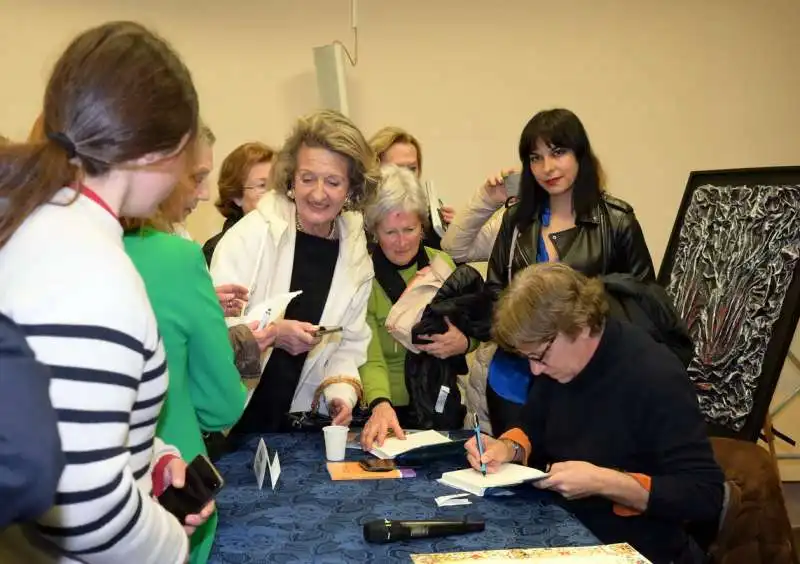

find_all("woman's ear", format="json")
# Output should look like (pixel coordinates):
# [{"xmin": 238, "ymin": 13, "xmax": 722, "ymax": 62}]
[{"xmin": 233, "ymin": 197, "xmax": 243, "ymax": 207}]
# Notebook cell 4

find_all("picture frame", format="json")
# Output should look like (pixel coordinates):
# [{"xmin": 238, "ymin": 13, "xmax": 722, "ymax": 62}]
[{"xmin": 657, "ymin": 166, "xmax": 800, "ymax": 441}]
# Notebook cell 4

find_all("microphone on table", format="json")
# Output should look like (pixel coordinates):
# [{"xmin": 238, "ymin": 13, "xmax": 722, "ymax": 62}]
[{"xmin": 363, "ymin": 517, "xmax": 485, "ymax": 544}]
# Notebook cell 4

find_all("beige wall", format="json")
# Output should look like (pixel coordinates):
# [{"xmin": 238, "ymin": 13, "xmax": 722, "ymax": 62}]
[
  {"xmin": 1, "ymin": 0, "xmax": 798, "ymax": 266},
  {"xmin": 2, "ymin": 0, "xmax": 800, "ymax": 469}
]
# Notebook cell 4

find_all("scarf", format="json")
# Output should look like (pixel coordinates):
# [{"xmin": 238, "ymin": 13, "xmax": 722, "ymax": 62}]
[{"xmin": 372, "ymin": 244, "xmax": 430, "ymax": 304}]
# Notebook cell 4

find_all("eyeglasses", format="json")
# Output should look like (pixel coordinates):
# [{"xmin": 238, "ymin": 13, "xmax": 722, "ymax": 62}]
[
  {"xmin": 525, "ymin": 336, "xmax": 555, "ymax": 364},
  {"xmin": 243, "ymin": 184, "xmax": 269, "ymax": 194}
]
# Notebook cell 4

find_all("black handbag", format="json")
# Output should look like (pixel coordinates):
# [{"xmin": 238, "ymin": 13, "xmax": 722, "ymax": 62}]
[{"xmin": 287, "ymin": 408, "xmax": 370, "ymax": 431}]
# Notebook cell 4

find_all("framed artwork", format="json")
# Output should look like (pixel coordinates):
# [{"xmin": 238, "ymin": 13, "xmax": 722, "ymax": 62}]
[{"xmin": 658, "ymin": 166, "xmax": 800, "ymax": 441}]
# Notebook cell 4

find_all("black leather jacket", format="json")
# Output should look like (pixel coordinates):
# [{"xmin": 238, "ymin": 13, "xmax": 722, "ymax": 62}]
[{"xmin": 486, "ymin": 194, "xmax": 655, "ymax": 300}]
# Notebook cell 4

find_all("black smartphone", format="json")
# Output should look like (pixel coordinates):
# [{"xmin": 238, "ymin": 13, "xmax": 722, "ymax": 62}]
[
  {"xmin": 359, "ymin": 458, "xmax": 397, "ymax": 472},
  {"xmin": 315, "ymin": 326, "xmax": 343, "ymax": 337},
  {"xmin": 157, "ymin": 454, "xmax": 224, "ymax": 522}
]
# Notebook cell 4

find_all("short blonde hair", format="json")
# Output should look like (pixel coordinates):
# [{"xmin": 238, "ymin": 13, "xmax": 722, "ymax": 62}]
[
  {"xmin": 365, "ymin": 164, "xmax": 429, "ymax": 234},
  {"xmin": 369, "ymin": 126, "xmax": 423, "ymax": 174},
  {"xmin": 270, "ymin": 109, "xmax": 379, "ymax": 212},
  {"xmin": 493, "ymin": 263, "xmax": 609, "ymax": 352}
]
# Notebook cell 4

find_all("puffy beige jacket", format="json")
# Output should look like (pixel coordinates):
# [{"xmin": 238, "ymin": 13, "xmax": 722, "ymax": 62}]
[{"xmin": 441, "ymin": 187, "xmax": 505, "ymax": 263}]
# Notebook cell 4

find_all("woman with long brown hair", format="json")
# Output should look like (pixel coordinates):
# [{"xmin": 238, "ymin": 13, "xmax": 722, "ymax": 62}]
[{"xmin": 0, "ymin": 22, "xmax": 210, "ymax": 562}]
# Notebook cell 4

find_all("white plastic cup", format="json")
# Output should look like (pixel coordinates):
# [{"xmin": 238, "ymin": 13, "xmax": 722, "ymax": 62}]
[{"xmin": 323, "ymin": 425, "xmax": 349, "ymax": 461}]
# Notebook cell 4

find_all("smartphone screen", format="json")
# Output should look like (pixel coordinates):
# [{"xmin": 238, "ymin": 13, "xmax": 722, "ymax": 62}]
[
  {"xmin": 504, "ymin": 172, "xmax": 522, "ymax": 198},
  {"xmin": 157, "ymin": 455, "xmax": 224, "ymax": 522},
  {"xmin": 359, "ymin": 458, "xmax": 397, "ymax": 472}
]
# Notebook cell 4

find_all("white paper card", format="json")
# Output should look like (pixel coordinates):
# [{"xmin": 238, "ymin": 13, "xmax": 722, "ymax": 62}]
[
  {"xmin": 244, "ymin": 291, "xmax": 303, "ymax": 330},
  {"xmin": 253, "ymin": 438, "xmax": 268, "ymax": 490},
  {"xmin": 268, "ymin": 448, "xmax": 281, "ymax": 490},
  {"xmin": 435, "ymin": 492, "xmax": 472, "ymax": 507}
]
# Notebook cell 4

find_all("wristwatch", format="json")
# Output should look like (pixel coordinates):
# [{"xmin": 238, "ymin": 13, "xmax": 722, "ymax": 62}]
[{"xmin": 502, "ymin": 439, "xmax": 523, "ymax": 462}]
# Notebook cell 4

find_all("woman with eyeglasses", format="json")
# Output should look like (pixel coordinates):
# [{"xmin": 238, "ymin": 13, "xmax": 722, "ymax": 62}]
[
  {"xmin": 203, "ymin": 142, "xmax": 275, "ymax": 266},
  {"xmin": 211, "ymin": 110, "xmax": 379, "ymax": 433},
  {"xmin": 473, "ymin": 108, "xmax": 656, "ymax": 437}
]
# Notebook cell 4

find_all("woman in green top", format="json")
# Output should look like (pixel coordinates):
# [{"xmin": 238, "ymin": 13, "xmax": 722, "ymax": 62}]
[
  {"xmin": 360, "ymin": 164, "xmax": 472, "ymax": 450},
  {"xmin": 122, "ymin": 171, "xmax": 255, "ymax": 564}
]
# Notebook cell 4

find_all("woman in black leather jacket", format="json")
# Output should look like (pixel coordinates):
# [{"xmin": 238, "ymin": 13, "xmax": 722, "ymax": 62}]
[{"xmin": 483, "ymin": 108, "xmax": 656, "ymax": 434}]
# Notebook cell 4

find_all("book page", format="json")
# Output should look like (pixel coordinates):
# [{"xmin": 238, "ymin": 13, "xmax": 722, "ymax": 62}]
[
  {"xmin": 444, "ymin": 464, "xmax": 548, "ymax": 488},
  {"xmin": 371, "ymin": 430, "xmax": 451, "ymax": 459}
]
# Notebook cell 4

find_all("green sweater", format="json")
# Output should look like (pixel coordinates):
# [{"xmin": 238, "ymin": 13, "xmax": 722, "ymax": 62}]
[
  {"xmin": 124, "ymin": 228, "xmax": 246, "ymax": 564},
  {"xmin": 360, "ymin": 248, "xmax": 459, "ymax": 407}
]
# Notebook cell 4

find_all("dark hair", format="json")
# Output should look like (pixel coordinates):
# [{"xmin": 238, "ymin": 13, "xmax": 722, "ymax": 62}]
[
  {"xmin": 515, "ymin": 108, "xmax": 605, "ymax": 231},
  {"xmin": 0, "ymin": 21, "xmax": 198, "ymax": 250},
  {"xmin": 215, "ymin": 142, "xmax": 275, "ymax": 220}
]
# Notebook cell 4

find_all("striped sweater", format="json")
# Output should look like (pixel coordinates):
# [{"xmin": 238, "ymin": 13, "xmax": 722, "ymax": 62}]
[{"xmin": 0, "ymin": 189, "xmax": 188, "ymax": 563}]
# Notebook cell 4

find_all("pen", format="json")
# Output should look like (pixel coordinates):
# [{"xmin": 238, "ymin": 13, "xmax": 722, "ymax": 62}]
[{"xmin": 473, "ymin": 413, "xmax": 486, "ymax": 476}]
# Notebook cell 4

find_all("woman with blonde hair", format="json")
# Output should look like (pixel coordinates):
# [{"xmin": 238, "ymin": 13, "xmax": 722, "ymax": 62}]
[
  {"xmin": 369, "ymin": 126, "xmax": 455, "ymax": 249},
  {"xmin": 203, "ymin": 141, "xmax": 275, "ymax": 265},
  {"xmin": 122, "ymin": 139, "xmax": 277, "ymax": 562},
  {"xmin": 211, "ymin": 109, "xmax": 379, "ymax": 433}
]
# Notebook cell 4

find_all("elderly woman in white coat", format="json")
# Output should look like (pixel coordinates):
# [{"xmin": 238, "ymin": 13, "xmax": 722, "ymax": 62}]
[{"xmin": 211, "ymin": 109, "xmax": 379, "ymax": 433}]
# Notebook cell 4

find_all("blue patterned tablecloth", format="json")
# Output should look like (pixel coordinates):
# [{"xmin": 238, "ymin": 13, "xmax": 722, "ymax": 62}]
[{"xmin": 210, "ymin": 433, "xmax": 599, "ymax": 563}]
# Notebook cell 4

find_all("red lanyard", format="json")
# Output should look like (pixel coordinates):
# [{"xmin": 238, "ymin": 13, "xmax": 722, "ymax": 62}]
[{"xmin": 79, "ymin": 184, "xmax": 118, "ymax": 219}]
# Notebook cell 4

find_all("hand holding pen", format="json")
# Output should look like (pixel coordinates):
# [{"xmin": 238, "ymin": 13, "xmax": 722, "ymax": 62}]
[
  {"xmin": 473, "ymin": 413, "xmax": 487, "ymax": 476},
  {"xmin": 464, "ymin": 415, "xmax": 510, "ymax": 475}
]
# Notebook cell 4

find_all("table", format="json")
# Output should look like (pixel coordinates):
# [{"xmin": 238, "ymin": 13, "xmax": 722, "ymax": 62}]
[{"xmin": 210, "ymin": 433, "xmax": 599, "ymax": 563}]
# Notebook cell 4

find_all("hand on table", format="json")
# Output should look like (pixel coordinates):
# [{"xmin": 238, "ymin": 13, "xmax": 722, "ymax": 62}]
[
  {"xmin": 464, "ymin": 434, "xmax": 513, "ymax": 474},
  {"xmin": 360, "ymin": 401, "xmax": 406, "ymax": 451},
  {"xmin": 329, "ymin": 398, "xmax": 353, "ymax": 426},
  {"xmin": 534, "ymin": 461, "xmax": 605, "ymax": 500},
  {"xmin": 417, "ymin": 317, "xmax": 469, "ymax": 359},
  {"xmin": 274, "ymin": 319, "xmax": 320, "ymax": 355},
  {"xmin": 163, "ymin": 458, "xmax": 216, "ymax": 536},
  {"xmin": 215, "ymin": 284, "xmax": 249, "ymax": 317},
  {"xmin": 246, "ymin": 321, "xmax": 277, "ymax": 352}
]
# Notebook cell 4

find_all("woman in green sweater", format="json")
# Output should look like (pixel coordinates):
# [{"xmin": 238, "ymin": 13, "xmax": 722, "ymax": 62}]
[
  {"xmin": 122, "ymin": 170, "xmax": 255, "ymax": 564},
  {"xmin": 360, "ymin": 164, "xmax": 472, "ymax": 450}
]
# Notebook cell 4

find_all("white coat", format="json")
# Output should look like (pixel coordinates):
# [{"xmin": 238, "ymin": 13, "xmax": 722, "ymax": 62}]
[{"xmin": 210, "ymin": 191, "xmax": 373, "ymax": 414}]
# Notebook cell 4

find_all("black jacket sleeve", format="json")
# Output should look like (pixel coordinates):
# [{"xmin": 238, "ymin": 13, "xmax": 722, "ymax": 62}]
[
  {"xmin": 612, "ymin": 210, "xmax": 656, "ymax": 282},
  {"xmin": 485, "ymin": 207, "xmax": 515, "ymax": 304},
  {"xmin": 639, "ymin": 360, "xmax": 724, "ymax": 523},
  {"xmin": 0, "ymin": 314, "xmax": 64, "ymax": 527}
]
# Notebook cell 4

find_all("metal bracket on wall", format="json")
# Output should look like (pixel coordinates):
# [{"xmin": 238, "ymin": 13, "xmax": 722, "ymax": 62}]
[{"xmin": 770, "ymin": 351, "xmax": 800, "ymax": 459}]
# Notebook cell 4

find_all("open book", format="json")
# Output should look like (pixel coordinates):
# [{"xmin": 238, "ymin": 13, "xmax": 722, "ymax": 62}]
[
  {"xmin": 438, "ymin": 464, "xmax": 548, "ymax": 496},
  {"xmin": 370, "ymin": 430, "xmax": 451, "ymax": 459}
]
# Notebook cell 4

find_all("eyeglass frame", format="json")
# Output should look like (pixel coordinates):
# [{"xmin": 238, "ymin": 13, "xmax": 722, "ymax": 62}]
[{"xmin": 524, "ymin": 335, "xmax": 556, "ymax": 364}]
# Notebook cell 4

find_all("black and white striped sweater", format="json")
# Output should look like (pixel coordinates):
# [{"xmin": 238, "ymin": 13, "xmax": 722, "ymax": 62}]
[{"xmin": 0, "ymin": 189, "xmax": 187, "ymax": 563}]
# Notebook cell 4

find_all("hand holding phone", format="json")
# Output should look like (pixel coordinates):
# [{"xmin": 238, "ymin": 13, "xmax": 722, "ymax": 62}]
[
  {"xmin": 157, "ymin": 455, "xmax": 224, "ymax": 524},
  {"xmin": 314, "ymin": 326, "xmax": 343, "ymax": 337}
]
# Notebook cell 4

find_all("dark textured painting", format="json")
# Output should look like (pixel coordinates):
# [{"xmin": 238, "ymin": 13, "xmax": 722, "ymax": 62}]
[{"xmin": 664, "ymin": 180, "xmax": 800, "ymax": 434}]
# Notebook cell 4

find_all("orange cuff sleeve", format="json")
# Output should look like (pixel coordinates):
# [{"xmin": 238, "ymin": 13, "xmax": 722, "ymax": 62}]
[
  {"xmin": 498, "ymin": 427, "xmax": 532, "ymax": 464},
  {"xmin": 613, "ymin": 472, "xmax": 652, "ymax": 516}
]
